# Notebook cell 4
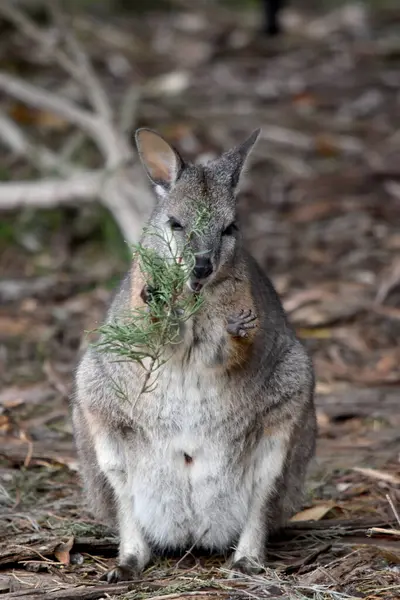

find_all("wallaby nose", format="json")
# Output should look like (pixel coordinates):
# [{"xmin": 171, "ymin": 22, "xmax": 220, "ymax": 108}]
[{"xmin": 193, "ymin": 257, "xmax": 213, "ymax": 280}]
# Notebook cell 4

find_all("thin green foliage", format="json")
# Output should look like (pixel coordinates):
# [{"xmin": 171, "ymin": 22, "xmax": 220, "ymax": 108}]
[{"xmin": 93, "ymin": 204, "xmax": 210, "ymax": 406}]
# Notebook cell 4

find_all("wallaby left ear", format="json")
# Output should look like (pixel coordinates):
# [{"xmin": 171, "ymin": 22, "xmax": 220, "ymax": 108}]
[{"xmin": 213, "ymin": 129, "xmax": 261, "ymax": 188}]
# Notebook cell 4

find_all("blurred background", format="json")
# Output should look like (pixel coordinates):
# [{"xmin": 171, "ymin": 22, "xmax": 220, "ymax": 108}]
[{"xmin": 0, "ymin": 0, "xmax": 399, "ymax": 595}]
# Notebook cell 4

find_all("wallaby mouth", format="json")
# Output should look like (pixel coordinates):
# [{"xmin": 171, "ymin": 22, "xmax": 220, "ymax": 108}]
[
  {"xmin": 188, "ymin": 279, "xmax": 204, "ymax": 293},
  {"xmin": 188, "ymin": 256, "xmax": 213, "ymax": 292}
]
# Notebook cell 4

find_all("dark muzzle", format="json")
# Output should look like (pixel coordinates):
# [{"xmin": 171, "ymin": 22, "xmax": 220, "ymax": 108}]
[{"xmin": 192, "ymin": 257, "xmax": 213, "ymax": 280}]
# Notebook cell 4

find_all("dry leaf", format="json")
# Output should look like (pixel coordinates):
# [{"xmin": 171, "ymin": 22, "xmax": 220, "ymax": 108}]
[
  {"xmin": 9, "ymin": 103, "xmax": 68, "ymax": 130},
  {"xmin": 314, "ymin": 134, "xmax": 340, "ymax": 157},
  {"xmin": 290, "ymin": 503, "xmax": 336, "ymax": 522},
  {"xmin": 292, "ymin": 91, "xmax": 318, "ymax": 109},
  {"xmin": 316, "ymin": 410, "xmax": 331, "ymax": 429},
  {"xmin": 0, "ymin": 316, "xmax": 31, "ymax": 337},
  {"xmin": 288, "ymin": 200, "xmax": 339, "ymax": 223},
  {"xmin": 0, "ymin": 415, "xmax": 12, "ymax": 434},
  {"xmin": 54, "ymin": 536, "xmax": 75, "ymax": 565},
  {"xmin": 297, "ymin": 327, "xmax": 332, "ymax": 339}
]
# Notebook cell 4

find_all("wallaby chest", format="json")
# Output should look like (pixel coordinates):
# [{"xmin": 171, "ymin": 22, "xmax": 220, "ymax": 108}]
[{"xmin": 133, "ymin": 312, "xmax": 235, "ymax": 434}]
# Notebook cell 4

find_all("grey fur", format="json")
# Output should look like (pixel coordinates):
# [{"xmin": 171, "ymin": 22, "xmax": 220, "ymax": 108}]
[{"xmin": 72, "ymin": 129, "xmax": 316, "ymax": 582}]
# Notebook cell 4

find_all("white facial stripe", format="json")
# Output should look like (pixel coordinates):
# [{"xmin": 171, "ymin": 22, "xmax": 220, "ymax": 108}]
[
  {"xmin": 155, "ymin": 185, "xmax": 168, "ymax": 199},
  {"xmin": 160, "ymin": 224, "xmax": 179, "ymax": 261}
]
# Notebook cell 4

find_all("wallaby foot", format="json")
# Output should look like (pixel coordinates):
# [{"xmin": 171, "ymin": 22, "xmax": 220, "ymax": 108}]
[
  {"xmin": 225, "ymin": 555, "xmax": 264, "ymax": 576},
  {"xmin": 226, "ymin": 309, "xmax": 257, "ymax": 338},
  {"xmin": 101, "ymin": 555, "xmax": 142, "ymax": 583}
]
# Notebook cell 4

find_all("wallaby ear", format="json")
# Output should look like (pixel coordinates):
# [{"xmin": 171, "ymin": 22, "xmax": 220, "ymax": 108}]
[
  {"xmin": 135, "ymin": 128, "xmax": 184, "ymax": 190},
  {"xmin": 235, "ymin": 128, "xmax": 261, "ymax": 160},
  {"xmin": 229, "ymin": 128, "xmax": 261, "ymax": 187},
  {"xmin": 212, "ymin": 129, "xmax": 261, "ymax": 188}
]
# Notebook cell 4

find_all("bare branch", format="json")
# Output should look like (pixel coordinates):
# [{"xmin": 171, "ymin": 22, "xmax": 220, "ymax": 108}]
[
  {"xmin": 47, "ymin": 1, "xmax": 113, "ymax": 121},
  {"xmin": 59, "ymin": 130, "xmax": 86, "ymax": 163},
  {"xmin": 0, "ymin": 110, "xmax": 70, "ymax": 175},
  {"xmin": 0, "ymin": 110, "xmax": 27, "ymax": 155},
  {"xmin": 100, "ymin": 162, "xmax": 155, "ymax": 244},
  {"xmin": 0, "ymin": 71, "xmax": 130, "ymax": 167},
  {"xmin": 0, "ymin": 3, "xmax": 153, "ymax": 244},
  {"xmin": 385, "ymin": 181, "xmax": 400, "ymax": 201},
  {"xmin": 0, "ymin": 1, "xmax": 112, "ymax": 121},
  {"xmin": 119, "ymin": 83, "xmax": 141, "ymax": 134},
  {"xmin": 0, "ymin": 171, "xmax": 103, "ymax": 209},
  {"xmin": 0, "ymin": 2, "xmax": 80, "ymax": 81},
  {"xmin": 0, "ymin": 71, "xmax": 99, "ymax": 140}
]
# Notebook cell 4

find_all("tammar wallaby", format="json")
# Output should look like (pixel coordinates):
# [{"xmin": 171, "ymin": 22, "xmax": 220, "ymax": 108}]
[{"xmin": 72, "ymin": 128, "xmax": 316, "ymax": 583}]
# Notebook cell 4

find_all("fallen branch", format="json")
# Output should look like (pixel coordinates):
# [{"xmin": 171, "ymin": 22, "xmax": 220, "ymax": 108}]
[
  {"xmin": 0, "ymin": 73, "xmax": 99, "ymax": 142},
  {"xmin": 0, "ymin": 1, "xmax": 154, "ymax": 243},
  {"xmin": 0, "ymin": 171, "xmax": 104, "ymax": 209},
  {"xmin": 4, "ymin": 583, "xmax": 137, "ymax": 600}
]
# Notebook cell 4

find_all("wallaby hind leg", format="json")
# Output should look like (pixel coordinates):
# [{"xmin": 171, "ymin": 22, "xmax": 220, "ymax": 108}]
[
  {"xmin": 72, "ymin": 404, "xmax": 117, "ymax": 526},
  {"xmin": 73, "ymin": 401, "xmax": 151, "ymax": 582},
  {"xmin": 275, "ymin": 403, "xmax": 317, "ymax": 525}
]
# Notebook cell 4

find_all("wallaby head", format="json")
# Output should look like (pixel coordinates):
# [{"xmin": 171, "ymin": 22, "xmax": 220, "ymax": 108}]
[{"xmin": 135, "ymin": 128, "xmax": 260, "ymax": 292}]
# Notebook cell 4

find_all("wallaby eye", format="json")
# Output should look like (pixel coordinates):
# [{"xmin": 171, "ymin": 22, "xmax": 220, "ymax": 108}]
[
  {"xmin": 222, "ymin": 222, "xmax": 238, "ymax": 236},
  {"xmin": 169, "ymin": 217, "xmax": 183, "ymax": 231}
]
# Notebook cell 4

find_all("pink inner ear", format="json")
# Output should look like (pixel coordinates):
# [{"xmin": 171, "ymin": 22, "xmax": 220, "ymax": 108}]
[{"xmin": 147, "ymin": 153, "xmax": 172, "ymax": 184}]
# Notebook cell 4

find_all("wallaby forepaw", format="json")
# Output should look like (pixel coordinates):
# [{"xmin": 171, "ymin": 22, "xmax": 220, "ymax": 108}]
[
  {"xmin": 226, "ymin": 309, "xmax": 257, "ymax": 338},
  {"xmin": 140, "ymin": 284, "xmax": 156, "ymax": 306},
  {"xmin": 101, "ymin": 557, "xmax": 141, "ymax": 583},
  {"xmin": 229, "ymin": 556, "xmax": 264, "ymax": 576},
  {"xmin": 140, "ymin": 284, "xmax": 184, "ymax": 319}
]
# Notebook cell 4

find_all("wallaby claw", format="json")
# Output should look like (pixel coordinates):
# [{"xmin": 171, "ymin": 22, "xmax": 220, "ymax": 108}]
[
  {"xmin": 140, "ymin": 284, "xmax": 155, "ymax": 305},
  {"xmin": 228, "ymin": 556, "xmax": 264, "ymax": 576},
  {"xmin": 101, "ymin": 559, "xmax": 141, "ymax": 583},
  {"xmin": 226, "ymin": 309, "xmax": 257, "ymax": 338}
]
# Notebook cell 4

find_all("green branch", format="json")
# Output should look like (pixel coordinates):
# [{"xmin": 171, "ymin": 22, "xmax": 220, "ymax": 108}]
[{"xmin": 92, "ymin": 205, "xmax": 210, "ymax": 407}]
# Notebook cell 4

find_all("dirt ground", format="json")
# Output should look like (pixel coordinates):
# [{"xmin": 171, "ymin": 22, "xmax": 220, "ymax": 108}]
[{"xmin": 0, "ymin": 2, "xmax": 399, "ymax": 599}]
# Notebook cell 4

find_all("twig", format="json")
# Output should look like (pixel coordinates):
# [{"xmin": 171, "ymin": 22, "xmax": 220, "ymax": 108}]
[
  {"xmin": 3, "ymin": 583, "xmax": 136, "ymax": 599},
  {"xmin": 352, "ymin": 467, "xmax": 400, "ymax": 486},
  {"xmin": 367, "ymin": 527, "xmax": 400, "ymax": 538},
  {"xmin": 43, "ymin": 360, "xmax": 70, "ymax": 400},
  {"xmin": 46, "ymin": 0, "xmax": 113, "ymax": 121},
  {"xmin": 0, "ymin": 109, "xmax": 30, "ymax": 154},
  {"xmin": 386, "ymin": 494, "xmax": 400, "ymax": 527},
  {"xmin": 0, "ymin": 1, "xmax": 112, "ymax": 121},
  {"xmin": 119, "ymin": 83, "xmax": 141, "ymax": 134},
  {"xmin": 59, "ymin": 130, "xmax": 86, "ymax": 163},
  {"xmin": 174, "ymin": 527, "xmax": 210, "ymax": 569},
  {"xmin": 0, "ymin": 1, "xmax": 78, "ymax": 77},
  {"xmin": 142, "ymin": 593, "xmax": 229, "ymax": 600}
]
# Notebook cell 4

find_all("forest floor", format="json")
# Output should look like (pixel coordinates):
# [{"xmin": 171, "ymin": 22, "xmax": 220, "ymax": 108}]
[{"xmin": 0, "ymin": 2, "xmax": 399, "ymax": 599}]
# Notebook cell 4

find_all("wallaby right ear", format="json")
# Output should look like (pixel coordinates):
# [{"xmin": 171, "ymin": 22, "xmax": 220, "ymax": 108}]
[{"xmin": 135, "ymin": 128, "xmax": 184, "ymax": 190}]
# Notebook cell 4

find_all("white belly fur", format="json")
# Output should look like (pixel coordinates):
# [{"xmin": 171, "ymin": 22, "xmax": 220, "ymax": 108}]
[
  {"xmin": 125, "ymin": 359, "xmax": 281, "ymax": 551},
  {"xmin": 131, "ymin": 434, "xmax": 254, "ymax": 550}
]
